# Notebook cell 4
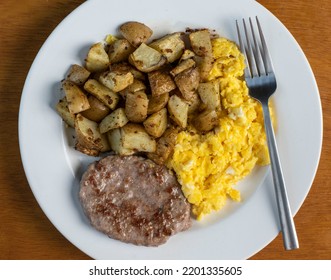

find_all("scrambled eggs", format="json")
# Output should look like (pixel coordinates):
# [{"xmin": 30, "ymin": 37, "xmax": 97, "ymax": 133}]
[{"xmin": 167, "ymin": 37, "xmax": 270, "ymax": 220}]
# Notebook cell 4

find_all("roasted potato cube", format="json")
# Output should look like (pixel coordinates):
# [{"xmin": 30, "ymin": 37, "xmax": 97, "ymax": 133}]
[
  {"xmin": 147, "ymin": 92, "xmax": 169, "ymax": 115},
  {"xmin": 81, "ymin": 95, "xmax": 111, "ymax": 122},
  {"xmin": 192, "ymin": 110, "xmax": 219, "ymax": 132},
  {"xmin": 110, "ymin": 62, "xmax": 146, "ymax": 81},
  {"xmin": 197, "ymin": 81, "xmax": 220, "ymax": 111},
  {"xmin": 74, "ymin": 114, "xmax": 104, "ymax": 156},
  {"xmin": 121, "ymin": 123, "xmax": 156, "ymax": 153},
  {"xmin": 66, "ymin": 64, "xmax": 90, "ymax": 85},
  {"xmin": 189, "ymin": 29, "xmax": 212, "ymax": 57},
  {"xmin": 56, "ymin": 97, "xmax": 75, "ymax": 128},
  {"xmin": 143, "ymin": 108, "xmax": 167, "ymax": 138},
  {"xmin": 100, "ymin": 133, "xmax": 111, "ymax": 153},
  {"xmin": 107, "ymin": 128, "xmax": 134, "ymax": 156},
  {"xmin": 180, "ymin": 49, "xmax": 195, "ymax": 61},
  {"xmin": 168, "ymin": 94, "xmax": 189, "ymax": 128},
  {"xmin": 148, "ymin": 70, "xmax": 176, "ymax": 97},
  {"xmin": 62, "ymin": 80, "xmax": 90, "ymax": 114},
  {"xmin": 85, "ymin": 42, "xmax": 109, "ymax": 72},
  {"xmin": 194, "ymin": 55, "xmax": 214, "ymax": 82},
  {"xmin": 119, "ymin": 21, "xmax": 153, "ymax": 48},
  {"xmin": 186, "ymin": 93, "xmax": 202, "ymax": 115},
  {"xmin": 125, "ymin": 90, "xmax": 149, "ymax": 122},
  {"xmin": 170, "ymin": 58, "xmax": 196, "ymax": 77},
  {"xmin": 129, "ymin": 43, "xmax": 166, "ymax": 73},
  {"xmin": 147, "ymin": 127, "xmax": 178, "ymax": 165},
  {"xmin": 99, "ymin": 70, "xmax": 134, "ymax": 92},
  {"xmin": 99, "ymin": 108, "xmax": 129, "ymax": 133},
  {"xmin": 174, "ymin": 67, "xmax": 200, "ymax": 101},
  {"xmin": 119, "ymin": 79, "xmax": 146, "ymax": 99},
  {"xmin": 149, "ymin": 32, "xmax": 185, "ymax": 63},
  {"xmin": 108, "ymin": 39, "xmax": 135, "ymax": 64},
  {"xmin": 84, "ymin": 79, "xmax": 120, "ymax": 109}
]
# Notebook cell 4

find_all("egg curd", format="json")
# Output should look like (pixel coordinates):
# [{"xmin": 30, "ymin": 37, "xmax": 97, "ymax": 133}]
[{"xmin": 167, "ymin": 37, "xmax": 271, "ymax": 220}]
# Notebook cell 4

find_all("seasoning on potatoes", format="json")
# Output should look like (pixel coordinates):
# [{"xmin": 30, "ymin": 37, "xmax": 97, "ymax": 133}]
[
  {"xmin": 85, "ymin": 42, "xmax": 109, "ymax": 72},
  {"xmin": 129, "ymin": 43, "xmax": 167, "ymax": 73},
  {"xmin": 99, "ymin": 70, "xmax": 134, "ymax": 92},
  {"xmin": 56, "ymin": 97, "xmax": 75, "ymax": 128},
  {"xmin": 66, "ymin": 64, "xmax": 90, "ymax": 85},
  {"xmin": 125, "ymin": 90, "xmax": 149, "ymax": 123},
  {"xmin": 168, "ymin": 94, "xmax": 189, "ymax": 128},
  {"xmin": 108, "ymin": 39, "xmax": 135, "ymax": 64},
  {"xmin": 192, "ymin": 110, "xmax": 219, "ymax": 132},
  {"xmin": 147, "ymin": 92, "xmax": 169, "ymax": 115},
  {"xmin": 119, "ymin": 21, "xmax": 153, "ymax": 48},
  {"xmin": 143, "ymin": 108, "xmax": 168, "ymax": 138},
  {"xmin": 81, "ymin": 95, "xmax": 111, "ymax": 122},
  {"xmin": 147, "ymin": 127, "xmax": 178, "ymax": 165},
  {"xmin": 107, "ymin": 128, "xmax": 134, "ymax": 156},
  {"xmin": 121, "ymin": 123, "xmax": 156, "ymax": 153},
  {"xmin": 84, "ymin": 79, "xmax": 120, "ymax": 109},
  {"xmin": 149, "ymin": 32, "xmax": 185, "ymax": 63},
  {"xmin": 99, "ymin": 108, "xmax": 129, "ymax": 133},
  {"xmin": 74, "ymin": 114, "xmax": 104, "ymax": 156},
  {"xmin": 174, "ymin": 67, "xmax": 200, "ymax": 101},
  {"xmin": 148, "ymin": 70, "xmax": 176, "ymax": 97},
  {"xmin": 62, "ymin": 80, "xmax": 90, "ymax": 114}
]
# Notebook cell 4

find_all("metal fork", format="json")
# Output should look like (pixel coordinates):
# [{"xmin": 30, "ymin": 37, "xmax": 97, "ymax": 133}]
[{"xmin": 236, "ymin": 17, "xmax": 299, "ymax": 250}]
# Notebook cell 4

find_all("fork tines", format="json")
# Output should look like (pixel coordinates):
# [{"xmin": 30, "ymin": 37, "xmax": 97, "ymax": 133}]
[{"xmin": 236, "ymin": 17, "xmax": 274, "ymax": 79}]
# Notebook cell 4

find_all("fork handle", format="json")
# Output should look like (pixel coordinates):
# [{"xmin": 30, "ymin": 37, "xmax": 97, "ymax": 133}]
[{"xmin": 262, "ymin": 101, "xmax": 299, "ymax": 250}]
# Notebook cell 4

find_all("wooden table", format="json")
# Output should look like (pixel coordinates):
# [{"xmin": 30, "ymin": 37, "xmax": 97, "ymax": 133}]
[{"xmin": 0, "ymin": 0, "xmax": 330, "ymax": 260}]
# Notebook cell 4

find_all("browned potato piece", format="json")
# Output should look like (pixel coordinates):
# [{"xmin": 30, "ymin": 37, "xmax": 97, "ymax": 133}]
[
  {"xmin": 81, "ymin": 95, "xmax": 111, "ymax": 122},
  {"xmin": 180, "ymin": 49, "xmax": 195, "ymax": 61},
  {"xmin": 168, "ymin": 94, "xmax": 189, "ymax": 128},
  {"xmin": 125, "ymin": 90, "xmax": 149, "ymax": 122},
  {"xmin": 129, "ymin": 43, "xmax": 166, "ymax": 73},
  {"xmin": 149, "ymin": 32, "xmax": 185, "ymax": 63},
  {"xmin": 56, "ymin": 97, "xmax": 75, "ymax": 128},
  {"xmin": 186, "ymin": 93, "xmax": 201, "ymax": 115},
  {"xmin": 119, "ymin": 79, "xmax": 146, "ymax": 99},
  {"xmin": 192, "ymin": 110, "xmax": 219, "ymax": 132},
  {"xmin": 148, "ymin": 70, "xmax": 176, "ymax": 97},
  {"xmin": 174, "ymin": 67, "xmax": 200, "ymax": 101},
  {"xmin": 147, "ymin": 127, "xmax": 178, "ymax": 165},
  {"xmin": 194, "ymin": 55, "xmax": 214, "ymax": 82},
  {"xmin": 143, "ymin": 108, "xmax": 167, "ymax": 138},
  {"xmin": 107, "ymin": 128, "xmax": 134, "ymax": 156},
  {"xmin": 147, "ymin": 92, "xmax": 169, "ymax": 115},
  {"xmin": 66, "ymin": 64, "xmax": 90, "ymax": 85},
  {"xmin": 74, "ymin": 114, "xmax": 104, "ymax": 156},
  {"xmin": 189, "ymin": 29, "xmax": 212, "ymax": 57},
  {"xmin": 84, "ymin": 79, "xmax": 120, "ymax": 109},
  {"xmin": 62, "ymin": 80, "xmax": 90, "ymax": 114},
  {"xmin": 100, "ymin": 133, "xmax": 111, "ymax": 153},
  {"xmin": 99, "ymin": 108, "xmax": 129, "ymax": 133},
  {"xmin": 110, "ymin": 62, "xmax": 146, "ymax": 81},
  {"xmin": 121, "ymin": 123, "xmax": 156, "ymax": 153},
  {"xmin": 108, "ymin": 39, "xmax": 135, "ymax": 64},
  {"xmin": 197, "ymin": 81, "xmax": 220, "ymax": 111},
  {"xmin": 170, "ymin": 58, "xmax": 196, "ymax": 77},
  {"xmin": 119, "ymin": 21, "xmax": 153, "ymax": 48},
  {"xmin": 85, "ymin": 42, "xmax": 109, "ymax": 72},
  {"xmin": 99, "ymin": 70, "xmax": 134, "ymax": 92}
]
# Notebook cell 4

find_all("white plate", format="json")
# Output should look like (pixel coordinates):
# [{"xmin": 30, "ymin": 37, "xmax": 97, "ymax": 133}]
[{"xmin": 19, "ymin": 0, "xmax": 322, "ymax": 259}]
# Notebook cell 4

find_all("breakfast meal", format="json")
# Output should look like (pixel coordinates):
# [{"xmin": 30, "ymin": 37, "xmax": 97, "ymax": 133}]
[{"xmin": 56, "ymin": 21, "xmax": 271, "ymax": 245}]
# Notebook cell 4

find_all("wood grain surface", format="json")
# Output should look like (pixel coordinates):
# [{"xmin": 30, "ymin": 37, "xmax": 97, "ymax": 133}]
[{"xmin": 0, "ymin": 0, "xmax": 330, "ymax": 260}]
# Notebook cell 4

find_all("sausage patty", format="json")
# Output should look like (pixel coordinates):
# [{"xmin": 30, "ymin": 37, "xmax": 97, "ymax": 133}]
[{"xmin": 79, "ymin": 155, "xmax": 191, "ymax": 246}]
